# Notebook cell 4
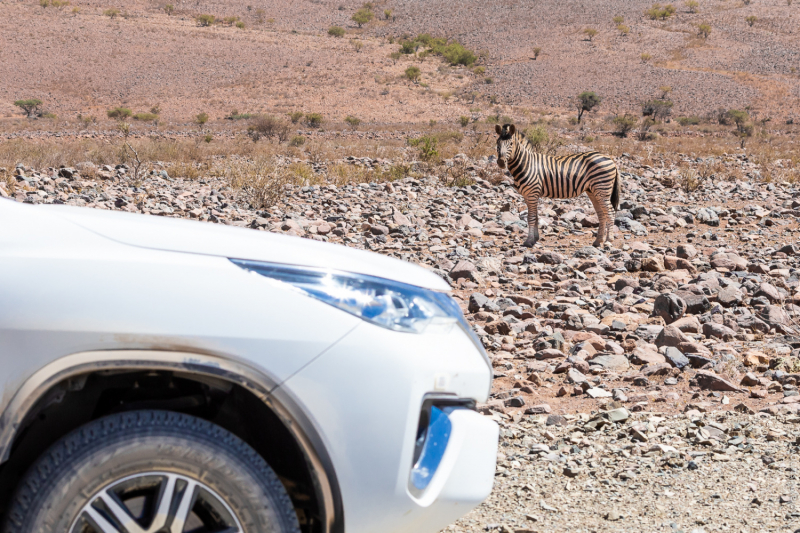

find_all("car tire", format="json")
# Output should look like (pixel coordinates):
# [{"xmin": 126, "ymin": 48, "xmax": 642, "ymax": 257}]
[{"xmin": 2, "ymin": 409, "xmax": 301, "ymax": 533}]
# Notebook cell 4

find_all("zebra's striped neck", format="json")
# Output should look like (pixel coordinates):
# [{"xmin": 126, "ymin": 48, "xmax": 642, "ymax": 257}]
[{"xmin": 507, "ymin": 133, "xmax": 534, "ymax": 179}]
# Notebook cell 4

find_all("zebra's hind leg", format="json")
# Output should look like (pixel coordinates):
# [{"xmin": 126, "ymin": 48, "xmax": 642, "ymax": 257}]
[
  {"xmin": 523, "ymin": 196, "xmax": 540, "ymax": 248},
  {"xmin": 602, "ymin": 196, "xmax": 616, "ymax": 245},
  {"xmin": 587, "ymin": 192, "xmax": 606, "ymax": 247}
]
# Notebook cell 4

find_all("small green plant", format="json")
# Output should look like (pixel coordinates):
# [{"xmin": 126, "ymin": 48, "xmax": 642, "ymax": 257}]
[
  {"xmin": 103, "ymin": 8, "xmax": 120, "ymax": 18},
  {"xmin": 405, "ymin": 65, "xmax": 421, "ymax": 82},
  {"xmin": 351, "ymin": 7, "xmax": 374, "ymax": 27},
  {"xmin": 646, "ymin": 3, "xmax": 676, "ymax": 20},
  {"xmin": 328, "ymin": 25, "xmax": 345, "ymax": 37},
  {"xmin": 613, "ymin": 15, "xmax": 624, "ymax": 24},
  {"xmin": 288, "ymin": 111, "xmax": 304, "ymax": 124},
  {"xmin": 583, "ymin": 28, "xmax": 598, "ymax": 41},
  {"xmin": 195, "ymin": 112, "xmax": 209, "ymax": 125},
  {"xmin": 227, "ymin": 110, "xmax": 253, "ymax": 120},
  {"xmin": 677, "ymin": 116, "xmax": 701, "ymax": 126},
  {"xmin": 473, "ymin": 66, "xmax": 486, "ymax": 75},
  {"xmin": 408, "ymin": 135, "xmax": 438, "ymax": 161},
  {"xmin": 107, "ymin": 106, "xmax": 132, "ymax": 119},
  {"xmin": 290, "ymin": 135, "xmax": 305, "ymax": 147},
  {"xmin": 164, "ymin": 3, "xmax": 174, "ymax": 15},
  {"xmin": 617, "ymin": 24, "xmax": 630, "ymax": 34},
  {"xmin": 575, "ymin": 91, "xmax": 601, "ymax": 122},
  {"xmin": 344, "ymin": 115, "xmax": 361, "ymax": 128},
  {"xmin": 132, "ymin": 112, "xmax": 158, "ymax": 121},
  {"xmin": 248, "ymin": 114, "xmax": 290, "ymax": 142},
  {"xmin": 745, "ymin": 15, "xmax": 757, "ymax": 27},
  {"xmin": 459, "ymin": 115, "xmax": 470, "ymax": 127},
  {"xmin": 236, "ymin": 21, "xmax": 246, "ymax": 29},
  {"xmin": 384, "ymin": 9, "xmax": 392, "ymax": 19},
  {"xmin": 40, "ymin": 0, "xmax": 49, "ymax": 7},
  {"xmin": 522, "ymin": 124, "xmax": 564, "ymax": 155},
  {"xmin": 351, "ymin": 39, "xmax": 364, "ymax": 52},
  {"xmin": 641, "ymin": 52, "xmax": 652, "ymax": 63},
  {"xmin": 484, "ymin": 77, "xmax": 493, "ymax": 84},
  {"xmin": 686, "ymin": 0, "xmax": 699, "ymax": 13},
  {"xmin": 612, "ymin": 114, "xmax": 637, "ymax": 137},
  {"xmin": 13, "ymin": 99, "xmax": 43, "ymax": 117},
  {"xmin": 642, "ymin": 99, "xmax": 673, "ymax": 121},
  {"xmin": 204, "ymin": 133, "xmax": 213, "ymax": 143},
  {"xmin": 305, "ymin": 113, "xmax": 323, "ymax": 127},
  {"xmin": 196, "ymin": 14, "xmax": 215, "ymax": 26},
  {"xmin": 222, "ymin": 16, "xmax": 239, "ymax": 26},
  {"xmin": 42, "ymin": 112, "xmax": 58, "ymax": 119},
  {"xmin": 532, "ymin": 47, "xmax": 542, "ymax": 59},
  {"xmin": 698, "ymin": 22, "xmax": 711, "ymax": 38},
  {"xmin": 389, "ymin": 51, "xmax": 401, "ymax": 64}
]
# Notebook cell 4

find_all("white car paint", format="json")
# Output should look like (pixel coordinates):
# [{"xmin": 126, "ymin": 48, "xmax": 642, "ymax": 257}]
[{"xmin": 0, "ymin": 199, "xmax": 498, "ymax": 533}]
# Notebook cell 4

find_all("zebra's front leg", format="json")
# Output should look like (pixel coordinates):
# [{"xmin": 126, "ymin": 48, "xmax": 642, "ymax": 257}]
[
  {"xmin": 588, "ymin": 192, "xmax": 606, "ymax": 247},
  {"xmin": 523, "ymin": 196, "xmax": 540, "ymax": 248}
]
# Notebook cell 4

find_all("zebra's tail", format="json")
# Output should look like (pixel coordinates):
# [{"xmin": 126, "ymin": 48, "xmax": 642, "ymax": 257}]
[{"xmin": 611, "ymin": 167, "xmax": 621, "ymax": 211}]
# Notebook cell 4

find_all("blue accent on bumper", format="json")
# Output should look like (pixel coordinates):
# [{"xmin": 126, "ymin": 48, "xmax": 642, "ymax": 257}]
[{"xmin": 410, "ymin": 406, "xmax": 452, "ymax": 490}]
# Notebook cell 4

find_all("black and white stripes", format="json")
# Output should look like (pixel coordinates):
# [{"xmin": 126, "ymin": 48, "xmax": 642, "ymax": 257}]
[{"xmin": 495, "ymin": 123, "xmax": 621, "ymax": 248}]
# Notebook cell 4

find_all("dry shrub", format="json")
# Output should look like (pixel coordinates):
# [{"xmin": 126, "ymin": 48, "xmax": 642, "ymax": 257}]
[
  {"xmin": 225, "ymin": 157, "xmax": 296, "ymax": 209},
  {"xmin": 327, "ymin": 163, "xmax": 372, "ymax": 186},
  {"xmin": 166, "ymin": 162, "xmax": 203, "ymax": 180}
]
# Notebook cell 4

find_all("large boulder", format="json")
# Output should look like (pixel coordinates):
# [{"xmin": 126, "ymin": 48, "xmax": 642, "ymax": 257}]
[{"xmin": 652, "ymin": 293, "xmax": 687, "ymax": 324}]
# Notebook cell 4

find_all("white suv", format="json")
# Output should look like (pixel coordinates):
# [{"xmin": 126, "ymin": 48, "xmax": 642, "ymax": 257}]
[{"xmin": 0, "ymin": 199, "xmax": 498, "ymax": 533}]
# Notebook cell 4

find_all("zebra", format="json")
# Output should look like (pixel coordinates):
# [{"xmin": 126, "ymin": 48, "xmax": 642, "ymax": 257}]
[{"xmin": 494, "ymin": 123, "xmax": 620, "ymax": 248}]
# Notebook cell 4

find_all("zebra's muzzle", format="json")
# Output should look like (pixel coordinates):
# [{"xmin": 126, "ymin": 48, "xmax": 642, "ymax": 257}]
[{"xmin": 496, "ymin": 158, "xmax": 506, "ymax": 169}]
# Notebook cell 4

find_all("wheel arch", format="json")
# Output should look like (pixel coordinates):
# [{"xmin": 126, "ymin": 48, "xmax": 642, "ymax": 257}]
[{"xmin": 0, "ymin": 349, "xmax": 343, "ymax": 533}]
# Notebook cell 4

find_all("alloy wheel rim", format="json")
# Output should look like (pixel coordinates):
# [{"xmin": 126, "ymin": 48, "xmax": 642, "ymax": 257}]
[{"xmin": 70, "ymin": 471, "xmax": 242, "ymax": 533}]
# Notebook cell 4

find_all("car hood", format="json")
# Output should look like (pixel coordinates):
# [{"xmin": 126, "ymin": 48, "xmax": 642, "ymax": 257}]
[{"xmin": 23, "ymin": 202, "xmax": 451, "ymax": 291}]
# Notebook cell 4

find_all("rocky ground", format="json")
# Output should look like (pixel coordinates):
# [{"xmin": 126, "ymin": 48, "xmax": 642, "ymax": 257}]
[{"xmin": 3, "ymin": 149, "xmax": 800, "ymax": 532}]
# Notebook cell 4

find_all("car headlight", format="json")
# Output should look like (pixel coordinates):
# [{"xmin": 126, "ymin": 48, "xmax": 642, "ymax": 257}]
[{"xmin": 231, "ymin": 259, "xmax": 464, "ymax": 334}]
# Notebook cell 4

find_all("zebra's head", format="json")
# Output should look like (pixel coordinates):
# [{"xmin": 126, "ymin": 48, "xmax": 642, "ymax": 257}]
[{"xmin": 494, "ymin": 123, "xmax": 516, "ymax": 169}]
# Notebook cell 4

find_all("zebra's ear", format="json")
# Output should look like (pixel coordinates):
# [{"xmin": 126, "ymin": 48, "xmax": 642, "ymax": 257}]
[
  {"xmin": 509, "ymin": 124, "xmax": 516, "ymax": 135},
  {"xmin": 494, "ymin": 124, "xmax": 502, "ymax": 135}
]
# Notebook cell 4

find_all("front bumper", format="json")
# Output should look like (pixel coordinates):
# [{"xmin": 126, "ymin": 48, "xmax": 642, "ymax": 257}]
[{"xmin": 280, "ymin": 321, "xmax": 498, "ymax": 533}]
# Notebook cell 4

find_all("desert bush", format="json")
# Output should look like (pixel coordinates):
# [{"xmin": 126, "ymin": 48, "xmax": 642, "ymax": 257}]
[
  {"xmin": 613, "ymin": 15, "xmax": 624, "ymax": 24},
  {"xmin": 646, "ymin": 4, "xmax": 676, "ymax": 20},
  {"xmin": 399, "ymin": 35, "xmax": 477, "ymax": 66},
  {"xmin": 612, "ymin": 114, "xmax": 637, "ymax": 137},
  {"xmin": 532, "ymin": 47, "xmax": 542, "ymax": 59},
  {"xmin": 13, "ymin": 99, "xmax": 43, "ymax": 117},
  {"xmin": 132, "ymin": 112, "xmax": 158, "ymax": 121},
  {"xmin": 196, "ymin": 14, "xmax": 215, "ymax": 26},
  {"xmin": 686, "ymin": 0, "xmax": 699, "ymax": 12},
  {"xmin": 221, "ymin": 16, "xmax": 238, "ymax": 26},
  {"xmin": 407, "ymin": 135, "xmax": 439, "ymax": 161},
  {"xmin": 164, "ymin": 4, "xmax": 174, "ymax": 15},
  {"xmin": 203, "ymin": 134, "xmax": 213, "ymax": 143},
  {"xmin": 344, "ymin": 116, "xmax": 361, "ymax": 128},
  {"xmin": 328, "ymin": 25, "xmax": 345, "ymax": 37},
  {"xmin": 523, "ymin": 124, "xmax": 564, "ymax": 155},
  {"xmin": 698, "ymin": 23, "xmax": 711, "ymax": 38},
  {"xmin": 351, "ymin": 7, "xmax": 373, "ymax": 27},
  {"xmin": 641, "ymin": 53, "xmax": 652, "ymax": 62},
  {"xmin": 195, "ymin": 112, "xmax": 209, "ymax": 125},
  {"xmin": 107, "ymin": 107, "xmax": 132, "ymax": 119},
  {"xmin": 405, "ymin": 65, "xmax": 421, "ymax": 82},
  {"xmin": 617, "ymin": 24, "xmax": 630, "ymax": 35},
  {"xmin": 389, "ymin": 51, "xmax": 401, "ymax": 64},
  {"xmin": 745, "ymin": 15, "xmax": 757, "ymax": 26},
  {"xmin": 473, "ymin": 66, "xmax": 486, "ymax": 75},
  {"xmin": 351, "ymin": 39, "xmax": 364, "ymax": 52},
  {"xmin": 399, "ymin": 40, "xmax": 417, "ymax": 54},
  {"xmin": 289, "ymin": 135, "xmax": 305, "ymax": 147},
  {"xmin": 288, "ymin": 111, "xmax": 304, "ymax": 124},
  {"xmin": 248, "ymin": 114, "xmax": 290, "ymax": 142},
  {"xmin": 642, "ymin": 99, "xmax": 673, "ymax": 121},
  {"xmin": 227, "ymin": 110, "xmax": 252, "ymax": 120},
  {"xmin": 484, "ymin": 77, "xmax": 493, "ymax": 84},
  {"xmin": 659, "ymin": 86, "xmax": 672, "ymax": 99},
  {"xmin": 576, "ymin": 91, "xmax": 601, "ymax": 122},
  {"xmin": 384, "ymin": 9, "xmax": 392, "ymax": 19},
  {"xmin": 226, "ymin": 157, "xmax": 295, "ymax": 209},
  {"xmin": 103, "ymin": 8, "xmax": 120, "ymax": 18},
  {"xmin": 677, "ymin": 116, "xmax": 701, "ymax": 126},
  {"xmin": 236, "ymin": 21, "xmax": 246, "ymax": 29},
  {"xmin": 459, "ymin": 115, "xmax": 470, "ymax": 127},
  {"xmin": 637, "ymin": 118, "xmax": 656, "ymax": 141},
  {"xmin": 583, "ymin": 28, "xmax": 598, "ymax": 41},
  {"xmin": 305, "ymin": 113, "xmax": 324, "ymax": 128}
]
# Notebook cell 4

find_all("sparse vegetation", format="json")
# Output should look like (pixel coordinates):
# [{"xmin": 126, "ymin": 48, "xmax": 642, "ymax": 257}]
[
  {"xmin": 384, "ymin": 9, "xmax": 392, "ymax": 20},
  {"xmin": 247, "ymin": 114, "xmax": 290, "ymax": 143},
  {"xmin": 389, "ymin": 51, "xmax": 401, "ymax": 64},
  {"xmin": 13, "ymin": 99, "xmax": 43, "ymax": 118},
  {"xmin": 164, "ymin": 4, "xmax": 174, "ymax": 15},
  {"xmin": 236, "ymin": 21, "xmax": 246, "ymax": 29},
  {"xmin": 745, "ymin": 15, "xmax": 757, "ymax": 27},
  {"xmin": 407, "ymin": 135, "xmax": 439, "ymax": 161},
  {"xmin": 575, "ymin": 91, "xmax": 601, "ymax": 122},
  {"xmin": 583, "ymin": 28, "xmax": 598, "ymax": 41},
  {"xmin": 351, "ymin": 39, "xmax": 364, "ymax": 52},
  {"xmin": 698, "ymin": 22, "xmax": 711, "ymax": 38},
  {"xmin": 344, "ymin": 115, "xmax": 361, "ymax": 128},
  {"xmin": 484, "ymin": 77, "xmax": 493, "ymax": 84},
  {"xmin": 641, "ymin": 53, "xmax": 652, "ymax": 63},
  {"xmin": 405, "ymin": 65, "xmax": 421, "ymax": 82},
  {"xmin": 677, "ymin": 116, "xmax": 701, "ymax": 126},
  {"xmin": 532, "ymin": 47, "xmax": 542, "ymax": 59},
  {"xmin": 522, "ymin": 125, "xmax": 563, "ymax": 155},
  {"xmin": 196, "ymin": 14, "xmax": 215, "ymax": 26},
  {"xmin": 290, "ymin": 135, "xmax": 305, "ymax": 147},
  {"xmin": 398, "ymin": 34, "xmax": 477, "ymax": 66},
  {"xmin": 107, "ymin": 107, "xmax": 132, "ymax": 119},
  {"xmin": 328, "ymin": 26, "xmax": 345, "ymax": 37},
  {"xmin": 288, "ymin": 111, "xmax": 304, "ymax": 124},
  {"xmin": 642, "ymin": 99, "xmax": 674, "ymax": 121},
  {"xmin": 612, "ymin": 114, "xmax": 637, "ymax": 137},
  {"xmin": 646, "ymin": 4, "xmax": 676, "ymax": 20},
  {"xmin": 617, "ymin": 24, "xmax": 630, "ymax": 35},
  {"xmin": 195, "ymin": 112, "xmax": 209, "ymax": 125},
  {"xmin": 132, "ymin": 112, "xmax": 158, "ymax": 121},
  {"xmin": 473, "ymin": 66, "xmax": 486, "ymax": 75},
  {"xmin": 459, "ymin": 116, "xmax": 470, "ymax": 127},
  {"xmin": 351, "ymin": 6, "xmax": 374, "ymax": 27},
  {"xmin": 103, "ymin": 8, "xmax": 120, "ymax": 19},
  {"xmin": 686, "ymin": 0, "xmax": 699, "ymax": 13},
  {"xmin": 637, "ymin": 118, "xmax": 656, "ymax": 141},
  {"xmin": 612, "ymin": 15, "xmax": 624, "ymax": 24},
  {"xmin": 659, "ymin": 86, "xmax": 673, "ymax": 99},
  {"xmin": 305, "ymin": 113, "xmax": 324, "ymax": 128}
]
